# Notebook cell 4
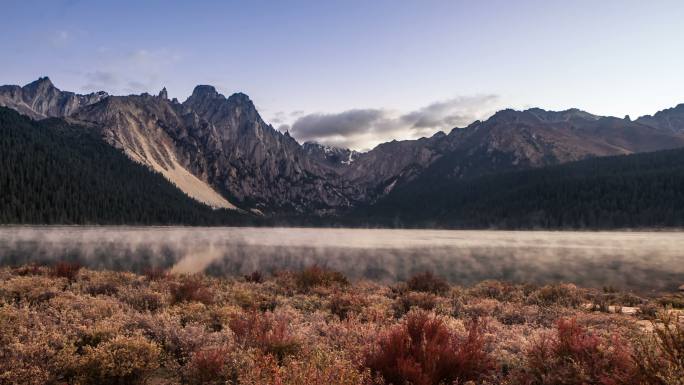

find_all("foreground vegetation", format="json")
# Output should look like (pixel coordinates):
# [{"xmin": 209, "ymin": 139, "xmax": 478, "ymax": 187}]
[{"xmin": 1, "ymin": 264, "xmax": 682, "ymax": 384}]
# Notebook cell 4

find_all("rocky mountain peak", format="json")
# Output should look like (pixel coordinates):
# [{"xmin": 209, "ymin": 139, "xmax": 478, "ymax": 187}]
[
  {"xmin": 27, "ymin": 76, "xmax": 54, "ymax": 87},
  {"xmin": 22, "ymin": 76, "xmax": 57, "ymax": 97},
  {"xmin": 158, "ymin": 87, "xmax": 168, "ymax": 100},
  {"xmin": 636, "ymin": 103, "xmax": 684, "ymax": 132},
  {"xmin": 227, "ymin": 92, "xmax": 251, "ymax": 104},
  {"xmin": 0, "ymin": 77, "xmax": 108, "ymax": 119},
  {"xmin": 190, "ymin": 85, "xmax": 220, "ymax": 99}
]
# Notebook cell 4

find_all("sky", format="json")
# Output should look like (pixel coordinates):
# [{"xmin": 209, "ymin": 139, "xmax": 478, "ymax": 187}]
[{"xmin": 2, "ymin": 0, "xmax": 684, "ymax": 150}]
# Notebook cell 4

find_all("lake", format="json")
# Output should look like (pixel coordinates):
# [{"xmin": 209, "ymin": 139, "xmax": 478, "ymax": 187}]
[{"xmin": 1, "ymin": 226, "xmax": 682, "ymax": 292}]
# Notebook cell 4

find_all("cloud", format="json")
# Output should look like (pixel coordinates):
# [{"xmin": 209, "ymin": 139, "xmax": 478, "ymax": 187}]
[
  {"xmin": 292, "ymin": 109, "xmax": 387, "ymax": 138},
  {"xmin": 269, "ymin": 110, "xmax": 306, "ymax": 126},
  {"xmin": 288, "ymin": 95, "xmax": 500, "ymax": 150},
  {"xmin": 401, "ymin": 95, "xmax": 500, "ymax": 129}
]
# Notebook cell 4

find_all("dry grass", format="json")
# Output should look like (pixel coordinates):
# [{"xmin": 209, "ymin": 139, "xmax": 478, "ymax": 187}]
[{"xmin": 0, "ymin": 264, "xmax": 681, "ymax": 384}]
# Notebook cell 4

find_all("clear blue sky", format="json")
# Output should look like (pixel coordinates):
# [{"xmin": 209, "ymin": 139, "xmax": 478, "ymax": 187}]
[{"xmin": 2, "ymin": 0, "xmax": 684, "ymax": 149}]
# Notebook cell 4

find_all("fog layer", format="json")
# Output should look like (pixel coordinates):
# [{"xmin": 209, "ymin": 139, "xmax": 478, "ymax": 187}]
[{"xmin": 1, "ymin": 227, "xmax": 682, "ymax": 292}]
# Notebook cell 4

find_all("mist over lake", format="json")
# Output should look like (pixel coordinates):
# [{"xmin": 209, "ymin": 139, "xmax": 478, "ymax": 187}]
[{"xmin": 1, "ymin": 226, "xmax": 682, "ymax": 292}]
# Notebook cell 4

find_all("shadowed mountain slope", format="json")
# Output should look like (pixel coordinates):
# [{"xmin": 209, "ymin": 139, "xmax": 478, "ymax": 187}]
[{"xmin": 0, "ymin": 107, "xmax": 245, "ymax": 225}]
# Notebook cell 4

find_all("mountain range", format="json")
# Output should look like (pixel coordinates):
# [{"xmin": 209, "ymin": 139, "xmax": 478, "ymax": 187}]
[{"xmin": 3, "ymin": 77, "xmax": 684, "ymax": 226}]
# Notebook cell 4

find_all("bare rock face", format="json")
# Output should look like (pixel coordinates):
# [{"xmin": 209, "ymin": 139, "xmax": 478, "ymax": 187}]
[
  {"xmin": 0, "ymin": 77, "xmax": 107, "ymax": 119},
  {"xmin": 178, "ymin": 85, "xmax": 358, "ymax": 212},
  {"xmin": 302, "ymin": 142, "xmax": 359, "ymax": 169}
]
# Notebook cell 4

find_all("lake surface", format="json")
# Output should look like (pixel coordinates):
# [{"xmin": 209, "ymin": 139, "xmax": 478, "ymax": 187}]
[{"xmin": 1, "ymin": 226, "xmax": 683, "ymax": 292}]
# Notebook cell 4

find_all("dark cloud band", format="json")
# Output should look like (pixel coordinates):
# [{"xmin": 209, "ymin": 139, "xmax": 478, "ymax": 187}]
[{"xmin": 288, "ymin": 95, "xmax": 500, "ymax": 150}]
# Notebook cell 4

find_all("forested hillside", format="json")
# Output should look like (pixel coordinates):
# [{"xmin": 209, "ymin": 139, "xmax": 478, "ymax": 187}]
[
  {"xmin": 0, "ymin": 108, "xmax": 245, "ymax": 225},
  {"xmin": 359, "ymin": 147, "xmax": 684, "ymax": 229}
]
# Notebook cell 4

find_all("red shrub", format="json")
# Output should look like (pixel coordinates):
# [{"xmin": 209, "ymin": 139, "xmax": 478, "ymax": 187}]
[
  {"xmin": 170, "ymin": 277, "xmax": 214, "ymax": 304},
  {"xmin": 50, "ymin": 261, "xmax": 81, "ymax": 281},
  {"xmin": 228, "ymin": 311, "xmax": 300, "ymax": 362},
  {"xmin": 405, "ymin": 271, "xmax": 450, "ymax": 295},
  {"xmin": 365, "ymin": 311, "xmax": 494, "ymax": 385},
  {"xmin": 520, "ymin": 318, "xmax": 636, "ymax": 385},
  {"xmin": 184, "ymin": 346, "xmax": 232, "ymax": 385}
]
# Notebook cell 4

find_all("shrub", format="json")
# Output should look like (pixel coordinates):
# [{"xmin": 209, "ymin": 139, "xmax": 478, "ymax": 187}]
[
  {"xmin": 393, "ymin": 292, "xmax": 438, "ymax": 317},
  {"xmin": 244, "ymin": 270, "xmax": 263, "ymax": 283},
  {"xmin": 518, "ymin": 318, "xmax": 636, "ymax": 385},
  {"xmin": 1, "ymin": 276, "xmax": 58, "ymax": 305},
  {"xmin": 496, "ymin": 302, "xmax": 532, "ymax": 325},
  {"xmin": 229, "ymin": 311, "xmax": 300, "ymax": 362},
  {"xmin": 14, "ymin": 263, "xmax": 44, "ymax": 276},
  {"xmin": 638, "ymin": 301, "xmax": 661, "ymax": 319},
  {"xmin": 183, "ymin": 346, "xmax": 235, "ymax": 385},
  {"xmin": 170, "ymin": 276, "xmax": 214, "ymax": 304},
  {"xmin": 50, "ymin": 261, "xmax": 81, "ymax": 281},
  {"xmin": 633, "ymin": 313, "xmax": 684, "ymax": 384},
  {"xmin": 76, "ymin": 335, "xmax": 161, "ymax": 384},
  {"xmin": 405, "ymin": 271, "xmax": 450, "ymax": 295},
  {"xmin": 470, "ymin": 280, "xmax": 523, "ymax": 302},
  {"xmin": 330, "ymin": 291, "xmax": 366, "ymax": 320},
  {"xmin": 246, "ymin": 349, "xmax": 370, "ymax": 385},
  {"xmin": 294, "ymin": 265, "xmax": 348, "ymax": 292},
  {"xmin": 365, "ymin": 311, "xmax": 494, "ymax": 385},
  {"xmin": 527, "ymin": 283, "xmax": 583, "ymax": 308},
  {"xmin": 120, "ymin": 287, "xmax": 165, "ymax": 312},
  {"xmin": 463, "ymin": 298, "xmax": 500, "ymax": 319}
]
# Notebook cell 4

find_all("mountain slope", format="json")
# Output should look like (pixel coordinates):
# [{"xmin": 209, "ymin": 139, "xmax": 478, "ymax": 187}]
[
  {"xmin": 359, "ymin": 146, "xmax": 684, "ymax": 229},
  {"xmin": 72, "ymin": 94, "xmax": 237, "ymax": 209},
  {"xmin": 0, "ymin": 107, "xmax": 243, "ymax": 225},
  {"xmin": 345, "ymin": 108, "xmax": 684, "ymax": 201}
]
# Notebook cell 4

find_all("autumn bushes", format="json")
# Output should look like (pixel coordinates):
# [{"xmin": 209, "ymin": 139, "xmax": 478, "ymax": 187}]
[
  {"xmin": 228, "ymin": 310, "xmax": 301, "ymax": 361},
  {"xmin": 365, "ymin": 311, "xmax": 494, "ymax": 385},
  {"xmin": 72, "ymin": 335, "xmax": 161, "ymax": 384},
  {"xmin": 519, "ymin": 318, "xmax": 636, "ymax": 384},
  {"xmin": 516, "ymin": 314, "xmax": 684, "ymax": 385},
  {"xmin": 1, "ymin": 264, "xmax": 683, "ymax": 385},
  {"xmin": 170, "ymin": 276, "xmax": 215, "ymax": 305}
]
